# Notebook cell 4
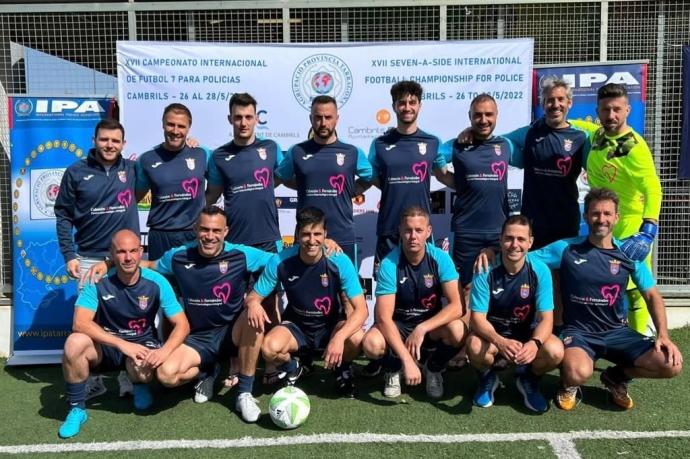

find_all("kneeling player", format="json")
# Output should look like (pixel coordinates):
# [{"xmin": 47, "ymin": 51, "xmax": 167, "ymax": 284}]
[
  {"xmin": 467, "ymin": 215, "xmax": 563, "ymax": 413},
  {"xmin": 248, "ymin": 207, "xmax": 368, "ymax": 398},
  {"xmin": 58, "ymin": 230, "xmax": 188, "ymax": 439},
  {"xmin": 361, "ymin": 206, "xmax": 466, "ymax": 399},
  {"xmin": 534, "ymin": 188, "xmax": 683, "ymax": 410}
]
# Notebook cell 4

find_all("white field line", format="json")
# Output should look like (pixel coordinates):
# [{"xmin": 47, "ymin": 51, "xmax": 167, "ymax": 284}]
[{"xmin": 1, "ymin": 430, "xmax": 689, "ymax": 457}]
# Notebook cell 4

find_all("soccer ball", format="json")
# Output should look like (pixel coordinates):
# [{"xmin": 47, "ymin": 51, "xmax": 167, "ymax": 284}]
[{"xmin": 269, "ymin": 386, "xmax": 310, "ymax": 429}]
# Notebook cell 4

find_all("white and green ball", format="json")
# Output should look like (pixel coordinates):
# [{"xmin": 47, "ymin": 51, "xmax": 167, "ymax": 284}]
[{"xmin": 269, "ymin": 386, "xmax": 310, "ymax": 429}]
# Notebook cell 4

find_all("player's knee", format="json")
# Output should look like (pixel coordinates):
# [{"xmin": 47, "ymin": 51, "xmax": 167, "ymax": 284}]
[
  {"xmin": 261, "ymin": 337, "xmax": 282, "ymax": 362},
  {"xmin": 561, "ymin": 360, "xmax": 592, "ymax": 385},
  {"xmin": 345, "ymin": 330, "xmax": 364, "ymax": 350},
  {"xmin": 62, "ymin": 333, "xmax": 92, "ymax": 363},
  {"xmin": 156, "ymin": 362, "xmax": 178, "ymax": 387},
  {"xmin": 441, "ymin": 321, "xmax": 466, "ymax": 347},
  {"xmin": 465, "ymin": 334, "xmax": 486, "ymax": 359},
  {"xmin": 658, "ymin": 361, "xmax": 682, "ymax": 379},
  {"xmin": 362, "ymin": 332, "xmax": 385, "ymax": 359},
  {"xmin": 541, "ymin": 338, "xmax": 564, "ymax": 366}
]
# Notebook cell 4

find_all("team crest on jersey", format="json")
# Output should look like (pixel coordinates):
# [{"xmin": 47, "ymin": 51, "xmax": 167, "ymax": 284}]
[
  {"xmin": 423, "ymin": 274, "xmax": 434, "ymax": 288},
  {"xmin": 520, "ymin": 283, "xmax": 530, "ymax": 299},
  {"xmin": 138, "ymin": 295, "xmax": 149, "ymax": 310},
  {"xmin": 219, "ymin": 261, "xmax": 228, "ymax": 274},
  {"xmin": 609, "ymin": 259, "xmax": 621, "ymax": 275},
  {"xmin": 257, "ymin": 148, "xmax": 267, "ymax": 160},
  {"xmin": 563, "ymin": 139, "xmax": 573, "ymax": 152},
  {"xmin": 494, "ymin": 144, "xmax": 502, "ymax": 156},
  {"xmin": 320, "ymin": 273, "xmax": 329, "ymax": 287},
  {"xmin": 118, "ymin": 170, "xmax": 127, "ymax": 183},
  {"xmin": 336, "ymin": 153, "xmax": 345, "ymax": 166},
  {"xmin": 185, "ymin": 157, "xmax": 196, "ymax": 170},
  {"xmin": 418, "ymin": 142, "xmax": 427, "ymax": 155}
]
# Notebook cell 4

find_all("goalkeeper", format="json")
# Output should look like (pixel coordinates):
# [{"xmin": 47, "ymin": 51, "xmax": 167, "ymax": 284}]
[{"xmin": 572, "ymin": 83, "xmax": 662, "ymax": 335}]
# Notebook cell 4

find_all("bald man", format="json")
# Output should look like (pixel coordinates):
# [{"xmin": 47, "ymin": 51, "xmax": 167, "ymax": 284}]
[{"xmin": 57, "ymin": 230, "xmax": 189, "ymax": 439}]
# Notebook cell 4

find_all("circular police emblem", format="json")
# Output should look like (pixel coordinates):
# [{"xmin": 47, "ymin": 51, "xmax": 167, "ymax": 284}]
[
  {"xmin": 292, "ymin": 54, "xmax": 354, "ymax": 111},
  {"xmin": 14, "ymin": 99, "xmax": 33, "ymax": 116},
  {"xmin": 32, "ymin": 169, "xmax": 64, "ymax": 218}
]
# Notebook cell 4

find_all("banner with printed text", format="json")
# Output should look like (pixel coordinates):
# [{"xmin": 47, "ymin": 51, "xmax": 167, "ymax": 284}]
[{"xmin": 9, "ymin": 97, "xmax": 113, "ymax": 364}]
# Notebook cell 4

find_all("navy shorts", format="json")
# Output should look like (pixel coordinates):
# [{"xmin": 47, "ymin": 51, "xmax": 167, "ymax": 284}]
[
  {"xmin": 560, "ymin": 326, "xmax": 655, "ymax": 366},
  {"xmin": 452, "ymin": 231, "xmax": 500, "ymax": 287},
  {"xmin": 340, "ymin": 243, "xmax": 358, "ymax": 269},
  {"xmin": 185, "ymin": 318, "xmax": 239, "ymax": 370},
  {"xmin": 388, "ymin": 319, "xmax": 438, "ymax": 357},
  {"xmin": 281, "ymin": 320, "xmax": 337, "ymax": 354},
  {"xmin": 147, "ymin": 228, "xmax": 196, "ymax": 260},
  {"xmin": 96, "ymin": 337, "xmax": 161, "ymax": 372},
  {"xmin": 374, "ymin": 235, "xmax": 399, "ymax": 280}
]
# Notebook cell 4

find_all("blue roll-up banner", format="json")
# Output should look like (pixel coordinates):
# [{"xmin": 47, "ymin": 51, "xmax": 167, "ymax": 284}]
[
  {"xmin": 533, "ymin": 62, "xmax": 648, "ymax": 234},
  {"xmin": 8, "ymin": 97, "xmax": 114, "ymax": 365},
  {"xmin": 679, "ymin": 47, "xmax": 690, "ymax": 179}
]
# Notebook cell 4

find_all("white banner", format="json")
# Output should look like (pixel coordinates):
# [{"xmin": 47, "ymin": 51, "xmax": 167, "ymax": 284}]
[{"xmin": 117, "ymin": 40, "xmax": 533, "ymax": 317}]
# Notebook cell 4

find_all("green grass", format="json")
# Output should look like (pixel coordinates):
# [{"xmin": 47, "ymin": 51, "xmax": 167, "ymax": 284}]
[{"xmin": 1, "ymin": 327, "xmax": 689, "ymax": 457}]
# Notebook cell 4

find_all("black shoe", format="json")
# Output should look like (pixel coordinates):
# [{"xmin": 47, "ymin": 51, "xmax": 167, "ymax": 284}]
[
  {"xmin": 335, "ymin": 370, "xmax": 357, "ymax": 399},
  {"xmin": 360, "ymin": 360, "xmax": 383, "ymax": 378},
  {"xmin": 283, "ymin": 361, "xmax": 307, "ymax": 387}
]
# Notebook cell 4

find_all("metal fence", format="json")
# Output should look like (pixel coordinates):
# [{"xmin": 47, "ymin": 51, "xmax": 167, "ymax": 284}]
[{"xmin": 0, "ymin": 0, "xmax": 688, "ymax": 296}]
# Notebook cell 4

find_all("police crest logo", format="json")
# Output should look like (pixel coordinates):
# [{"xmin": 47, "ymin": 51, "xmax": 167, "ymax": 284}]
[
  {"xmin": 520, "ymin": 283, "xmax": 530, "ymax": 299},
  {"xmin": 257, "ymin": 147, "xmax": 267, "ymax": 160},
  {"xmin": 563, "ymin": 138, "xmax": 573, "ymax": 152},
  {"xmin": 609, "ymin": 259, "xmax": 621, "ymax": 275},
  {"xmin": 118, "ymin": 170, "xmax": 127, "ymax": 183},
  {"xmin": 336, "ymin": 153, "xmax": 345, "ymax": 166},
  {"xmin": 418, "ymin": 142, "xmax": 427, "ymax": 155},
  {"xmin": 185, "ymin": 157, "xmax": 196, "ymax": 170},
  {"xmin": 320, "ymin": 273, "xmax": 329, "ymax": 287},
  {"xmin": 219, "ymin": 261, "xmax": 228, "ymax": 274},
  {"xmin": 138, "ymin": 295, "xmax": 149, "ymax": 310},
  {"xmin": 423, "ymin": 274, "xmax": 434, "ymax": 288}
]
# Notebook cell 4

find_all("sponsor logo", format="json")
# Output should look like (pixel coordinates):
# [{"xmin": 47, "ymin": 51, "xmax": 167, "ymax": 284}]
[
  {"xmin": 302, "ymin": 154, "xmax": 314, "ymax": 160},
  {"xmin": 556, "ymin": 156, "xmax": 572, "ymax": 176},
  {"xmin": 14, "ymin": 99, "xmax": 33, "ymax": 116},
  {"xmin": 224, "ymin": 154, "xmax": 236, "ymax": 162},
  {"xmin": 600, "ymin": 284, "xmax": 620, "ymax": 306},
  {"xmin": 534, "ymin": 137, "xmax": 545, "ymax": 143},
  {"xmin": 83, "ymin": 174, "xmax": 94, "ymax": 181},
  {"xmin": 181, "ymin": 177, "xmax": 199, "ymax": 199},
  {"xmin": 254, "ymin": 168, "xmax": 270, "ymax": 188},
  {"xmin": 102, "ymin": 294, "xmax": 115, "ymax": 301},
  {"xmin": 314, "ymin": 296, "xmax": 332, "ymax": 315},
  {"xmin": 602, "ymin": 163, "xmax": 618, "ymax": 183},
  {"xmin": 151, "ymin": 161, "xmax": 163, "ymax": 168},
  {"xmin": 491, "ymin": 161, "xmax": 507, "ymax": 181},
  {"xmin": 288, "ymin": 275, "xmax": 300, "ymax": 282},
  {"xmin": 329, "ymin": 174, "xmax": 345, "ymax": 194},
  {"xmin": 212, "ymin": 282, "xmax": 232, "ymax": 303},
  {"xmin": 34, "ymin": 99, "xmax": 104, "ymax": 114},
  {"xmin": 513, "ymin": 304, "xmax": 530, "ymax": 320},
  {"xmin": 385, "ymin": 144, "xmax": 396, "ymax": 151},
  {"xmin": 573, "ymin": 258, "xmax": 588, "ymax": 265},
  {"xmin": 184, "ymin": 263, "xmax": 195, "ymax": 269},
  {"xmin": 412, "ymin": 162, "xmax": 428, "ymax": 181},
  {"xmin": 292, "ymin": 54, "xmax": 354, "ymax": 111},
  {"xmin": 399, "ymin": 277, "xmax": 408, "ymax": 284},
  {"xmin": 491, "ymin": 288, "xmax": 504, "ymax": 295},
  {"xmin": 128, "ymin": 318, "xmax": 147, "ymax": 335},
  {"xmin": 117, "ymin": 190, "xmax": 132, "ymax": 207},
  {"xmin": 421, "ymin": 294, "xmax": 436, "ymax": 309}
]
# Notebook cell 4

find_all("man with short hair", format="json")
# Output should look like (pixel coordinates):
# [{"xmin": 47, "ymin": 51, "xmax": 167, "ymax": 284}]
[
  {"xmin": 54, "ymin": 118, "xmax": 140, "ymax": 400},
  {"xmin": 361, "ymin": 206, "xmax": 465, "ymax": 399},
  {"xmin": 277, "ymin": 96, "xmax": 373, "ymax": 265},
  {"xmin": 572, "ymin": 83, "xmax": 662, "ymax": 335},
  {"xmin": 534, "ymin": 188, "xmax": 682, "ymax": 411},
  {"xmin": 249, "ymin": 207, "xmax": 368, "ymax": 398},
  {"xmin": 57, "ymin": 230, "xmax": 188, "ymax": 439},
  {"xmin": 136, "ymin": 103, "xmax": 213, "ymax": 260},
  {"xmin": 467, "ymin": 215, "xmax": 562, "ymax": 413}
]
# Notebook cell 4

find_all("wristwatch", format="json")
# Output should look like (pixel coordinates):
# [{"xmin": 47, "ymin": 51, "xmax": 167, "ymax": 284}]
[{"xmin": 530, "ymin": 338, "xmax": 543, "ymax": 349}]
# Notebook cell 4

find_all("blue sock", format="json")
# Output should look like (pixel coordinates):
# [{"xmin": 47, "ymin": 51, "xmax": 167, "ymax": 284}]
[
  {"xmin": 237, "ymin": 374, "xmax": 254, "ymax": 394},
  {"xmin": 278, "ymin": 358, "xmax": 297, "ymax": 374},
  {"xmin": 65, "ymin": 381, "xmax": 87, "ymax": 409}
]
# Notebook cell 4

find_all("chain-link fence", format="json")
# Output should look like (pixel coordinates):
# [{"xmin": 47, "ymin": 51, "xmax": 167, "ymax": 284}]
[{"xmin": 0, "ymin": 0, "xmax": 688, "ymax": 296}]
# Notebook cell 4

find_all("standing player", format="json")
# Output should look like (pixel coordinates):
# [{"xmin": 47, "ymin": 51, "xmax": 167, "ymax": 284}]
[
  {"xmin": 572, "ymin": 83, "xmax": 662, "ymax": 335},
  {"xmin": 276, "ymin": 96, "xmax": 373, "ymax": 264},
  {"xmin": 368, "ymin": 81, "xmax": 448, "ymax": 275},
  {"xmin": 54, "ymin": 118, "xmax": 139, "ymax": 400},
  {"xmin": 57, "ymin": 230, "xmax": 188, "ymax": 439},
  {"xmin": 361, "ymin": 207, "xmax": 465, "ymax": 399},
  {"xmin": 467, "ymin": 215, "xmax": 562, "ymax": 413},
  {"xmin": 248, "ymin": 207, "xmax": 368, "ymax": 398},
  {"xmin": 534, "ymin": 188, "xmax": 682, "ymax": 411},
  {"xmin": 136, "ymin": 103, "xmax": 212, "ymax": 260}
]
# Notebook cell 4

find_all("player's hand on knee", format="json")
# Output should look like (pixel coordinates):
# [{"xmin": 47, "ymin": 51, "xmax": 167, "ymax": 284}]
[
  {"xmin": 514, "ymin": 340, "xmax": 538, "ymax": 365},
  {"xmin": 323, "ymin": 338, "xmax": 344, "ymax": 369},
  {"xmin": 246, "ymin": 302, "xmax": 270, "ymax": 333},
  {"xmin": 405, "ymin": 327, "xmax": 427, "ymax": 362},
  {"xmin": 620, "ymin": 221, "xmax": 657, "ymax": 261},
  {"xmin": 655, "ymin": 335, "xmax": 683, "ymax": 367},
  {"xmin": 143, "ymin": 348, "xmax": 169, "ymax": 369},
  {"xmin": 497, "ymin": 338, "xmax": 522, "ymax": 362},
  {"xmin": 403, "ymin": 362, "xmax": 422, "ymax": 386},
  {"xmin": 121, "ymin": 342, "xmax": 151, "ymax": 365}
]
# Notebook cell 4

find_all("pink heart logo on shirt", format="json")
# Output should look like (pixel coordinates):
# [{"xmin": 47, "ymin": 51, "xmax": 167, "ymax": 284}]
[
  {"xmin": 212, "ymin": 282, "xmax": 232, "ymax": 304},
  {"xmin": 117, "ymin": 189, "xmax": 132, "ymax": 207},
  {"xmin": 314, "ymin": 296, "xmax": 332, "ymax": 315},
  {"xmin": 412, "ymin": 162, "xmax": 428, "ymax": 181},
  {"xmin": 490, "ymin": 161, "xmax": 507, "ymax": 181},
  {"xmin": 127, "ymin": 318, "xmax": 147, "ymax": 335},
  {"xmin": 181, "ymin": 177, "xmax": 199, "ymax": 199},
  {"xmin": 556, "ymin": 156, "xmax": 572, "ymax": 176},
  {"xmin": 513, "ymin": 304, "xmax": 531, "ymax": 321},
  {"xmin": 329, "ymin": 174, "xmax": 345, "ymax": 195},
  {"xmin": 421, "ymin": 294, "xmax": 437, "ymax": 309},
  {"xmin": 600, "ymin": 284, "xmax": 620, "ymax": 307},
  {"xmin": 254, "ymin": 167, "xmax": 270, "ymax": 188}
]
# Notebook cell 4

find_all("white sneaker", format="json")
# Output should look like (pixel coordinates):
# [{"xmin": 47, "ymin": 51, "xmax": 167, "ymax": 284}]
[
  {"xmin": 383, "ymin": 371, "xmax": 401, "ymax": 398},
  {"xmin": 424, "ymin": 364, "xmax": 444, "ymax": 399},
  {"xmin": 235, "ymin": 392, "xmax": 261, "ymax": 423},
  {"xmin": 118, "ymin": 371, "xmax": 134, "ymax": 397},
  {"xmin": 84, "ymin": 374, "xmax": 107, "ymax": 400}
]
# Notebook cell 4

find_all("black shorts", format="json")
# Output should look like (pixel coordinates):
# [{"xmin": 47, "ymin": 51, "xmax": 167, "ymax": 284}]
[
  {"xmin": 387, "ymin": 319, "xmax": 438, "ymax": 358},
  {"xmin": 281, "ymin": 321, "xmax": 336, "ymax": 355},
  {"xmin": 96, "ymin": 338, "xmax": 161, "ymax": 372},
  {"xmin": 452, "ymin": 231, "xmax": 500, "ymax": 286},
  {"xmin": 185, "ymin": 318, "xmax": 240, "ymax": 370},
  {"xmin": 560, "ymin": 326, "xmax": 655, "ymax": 366},
  {"xmin": 147, "ymin": 228, "xmax": 196, "ymax": 260}
]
